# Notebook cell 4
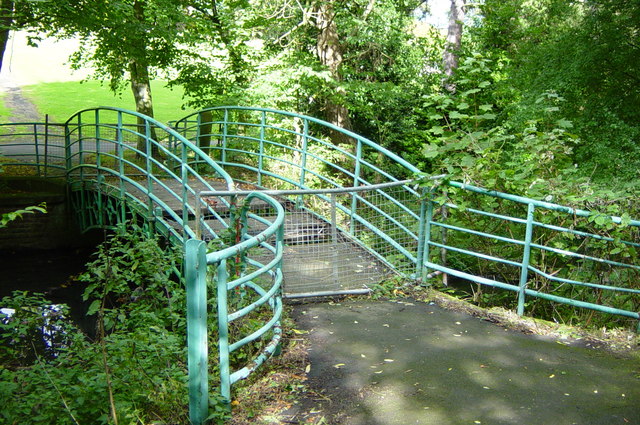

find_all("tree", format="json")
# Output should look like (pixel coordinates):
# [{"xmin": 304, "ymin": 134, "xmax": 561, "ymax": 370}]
[
  {"xmin": 443, "ymin": 0, "xmax": 466, "ymax": 91},
  {"xmin": 0, "ymin": 0, "xmax": 14, "ymax": 72},
  {"xmin": 26, "ymin": 1, "xmax": 188, "ymax": 154},
  {"xmin": 472, "ymin": 0, "xmax": 640, "ymax": 183}
]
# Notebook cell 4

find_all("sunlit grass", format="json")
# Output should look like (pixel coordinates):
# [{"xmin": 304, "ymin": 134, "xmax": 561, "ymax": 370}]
[
  {"xmin": 0, "ymin": 91, "xmax": 11, "ymax": 122},
  {"xmin": 19, "ymin": 80, "xmax": 195, "ymax": 124}
]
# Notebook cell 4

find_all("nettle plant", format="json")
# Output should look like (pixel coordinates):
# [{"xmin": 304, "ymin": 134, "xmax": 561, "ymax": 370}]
[
  {"xmin": 420, "ymin": 54, "xmax": 578, "ymax": 199},
  {"xmin": 0, "ymin": 227, "xmax": 201, "ymax": 425}
]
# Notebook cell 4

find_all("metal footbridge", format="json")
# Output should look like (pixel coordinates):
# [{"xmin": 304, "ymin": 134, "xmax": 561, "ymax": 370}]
[{"xmin": 2, "ymin": 106, "xmax": 639, "ymax": 424}]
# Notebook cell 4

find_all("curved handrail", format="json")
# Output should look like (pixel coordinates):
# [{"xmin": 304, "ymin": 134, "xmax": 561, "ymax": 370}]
[
  {"xmin": 173, "ymin": 106, "xmax": 640, "ymax": 330},
  {"xmin": 171, "ymin": 106, "xmax": 426, "ymax": 275},
  {"xmin": 64, "ymin": 106, "xmax": 236, "ymax": 240},
  {"xmin": 186, "ymin": 191, "xmax": 285, "ymax": 424}
]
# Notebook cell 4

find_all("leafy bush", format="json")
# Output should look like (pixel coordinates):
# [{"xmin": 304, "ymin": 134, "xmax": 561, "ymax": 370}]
[{"xmin": 0, "ymin": 227, "xmax": 199, "ymax": 425}]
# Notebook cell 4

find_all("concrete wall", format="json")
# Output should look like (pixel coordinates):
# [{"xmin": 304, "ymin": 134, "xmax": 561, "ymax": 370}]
[{"xmin": 0, "ymin": 177, "xmax": 90, "ymax": 250}]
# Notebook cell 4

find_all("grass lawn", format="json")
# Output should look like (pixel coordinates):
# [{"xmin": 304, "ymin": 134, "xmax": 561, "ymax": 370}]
[
  {"xmin": 0, "ymin": 92, "xmax": 11, "ymax": 122},
  {"xmin": 20, "ymin": 80, "xmax": 196, "ymax": 123}
]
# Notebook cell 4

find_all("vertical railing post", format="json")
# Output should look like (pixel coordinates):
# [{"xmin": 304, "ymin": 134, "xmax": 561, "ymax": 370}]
[
  {"xmin": 64, "ymin": 120, "xmax": 72, "ymax": 173},
  {"xmin": 518, "ymin": 203, "xmax": 536, "ymax": 315},
  {"xmin": 78, "ymin": 114, "xmax": 84, "ymax": 181},
  {"xmin": 349, "ymin": 139, "xmax": 363, "ymax": 234},
  {"xmin": 186, "ymin": 240, "xmax": 209, "ymax": 425},
  {"xmin": 44, "ymin": 115, "xmax": 49, "ymax": 177},
  {"xmin": 33, "ymin": 123, "xmax": 41, "ymax": 176},
  {"xmin": 221, "ymin": 109, "xmax": 229, "ymax": 164},
  {"xmin": 416, "ymin": 187, "xmax": 430, "ymax": 280},
  {"xmin": 296, "ymin": 119, "xmax": 309, "ymax": 207},
  {"xmin": 331, "ymin": 193, "xmax": 339, "ymax": 285},
  {"xmin": 195, "ymin": 112, "xmax": 202, "ymax": 147},
  {"xmin": 95, "ymin": 109, "xmax": 101, "ymax": 172},
  {"xmin": 258, "ymin": 111, "xmax": 266, "ymax": 187},
  {"xmin": 217, "ymin": 258, "xmax": 232, "ymax": 404},
  {"xmin": 117, "ymin": 112, "xmax": 126, "ymax": 222},
  {"xmin": 144, "ymin": 120, "xmax": 154, "ymax": 217},
  {"xmin": 181, "ymin": 137, "xmax": 189, "ymax": 237},
  {"xmin": 421, "ymin": 194, "xmax": 434, "ymax": 281}
]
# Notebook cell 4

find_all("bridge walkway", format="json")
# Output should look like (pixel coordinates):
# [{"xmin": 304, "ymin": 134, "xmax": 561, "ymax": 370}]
[
  {"xmin": 119, "ymin": 178, "xmax": 391, "ymax": 298},
  {"xmin": 287, "ymin": 298, "xmax": 640, "ymax": 425}
]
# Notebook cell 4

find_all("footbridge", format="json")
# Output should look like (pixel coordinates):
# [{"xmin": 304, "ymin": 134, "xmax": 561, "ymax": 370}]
[{"xmin": 1, "ymin": 106, "xmax": 639, "ymax": 424}]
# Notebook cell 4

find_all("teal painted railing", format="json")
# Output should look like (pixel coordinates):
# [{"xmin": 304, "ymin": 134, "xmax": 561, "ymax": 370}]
[
  {"xmin": 185, "ymin": 192, "xmax": 285, "ymax": 423},
  {"xmin": 0, "ymin": 108, "xmax": 286, "ymax": 424},
  {"xmin": 2, "ymin": 105, "xmax": 639, "ymax": 423},
  {"xmin": 171, "ymin": 106, "xmax": 639, "ymax": 328},
  {"xmin": 422, "ymin": 180, "xmax": 640, "ymax": 327},
  {"xmin": 171, "ymin": 107, "xmax": 426, "ymax": 276},
  {"xmin": 0, "ymin": 118, "xmax": 66, "ymax": 177},
  {"xmin": 64, "ymin": 107, "xmax": 236, "ymax": 241}
]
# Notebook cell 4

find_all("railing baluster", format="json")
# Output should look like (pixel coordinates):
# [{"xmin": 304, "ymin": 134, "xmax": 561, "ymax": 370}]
[
  {"xmin": 186, "ymin": 240, "xmax": 209, "ymax": 425},
  {"xmin": 518, "ymin": 203, "xmax": 536, "ymax": 316},
  {"xmin": 349, "ymin": 139, "xmax": 363, "ymax": 234}
]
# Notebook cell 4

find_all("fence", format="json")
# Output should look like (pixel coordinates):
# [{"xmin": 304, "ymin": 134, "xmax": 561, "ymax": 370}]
[
  {"xmin": 185, "ymin": 191, "xmax": 285, "ymax": 424},
  {"xmin": 2, "ymin": 105, "xmax": 639, "ymax": 423},
  {"xmin": 171, "ymin": 107, "xmax": 427, "ymax": 280},
  {"xmin": 423, "ymin": 180, "xmax": 640, "ymax": 328},
  {"xmin": 0, "ymin": 109, "xmax": 287, "ymax": 425},
  {"xmin": 172, "ymin": 106, "xmax": 640, "ymax": 329},
  {"xmin": 195, "ymin": 180, "xmax": 423, "ymax": 298},
  {"xmin": 0, "ymin": 118, "xmax": 66, "ymax": 177}
]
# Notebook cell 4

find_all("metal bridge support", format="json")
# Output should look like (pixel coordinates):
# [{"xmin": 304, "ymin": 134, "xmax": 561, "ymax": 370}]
[{"xmin": 185, "ymin": 239, "xmax": 209, "ymax": 425}]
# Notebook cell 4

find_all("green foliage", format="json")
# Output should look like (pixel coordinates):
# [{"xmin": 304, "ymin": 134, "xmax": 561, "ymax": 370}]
[
  {"xmin": 0, "ymin": 227, "xmax": 198, "ymax": 425},
  {"xmin": 0, "ymin": 202, "xmax": 46, "ymax": 228}
]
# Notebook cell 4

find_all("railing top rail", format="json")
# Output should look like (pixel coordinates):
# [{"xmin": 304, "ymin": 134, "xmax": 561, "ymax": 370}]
[
  {"xmin": 172, "ymin": 105, "xmax": 422, "ymax": 176},
  {"xmin": 447, "ymin": 180, "xmax": 640, "ymax": 227},
  {"xmin": 66, "ymin": 106, "xmax": 236, "ymax": 192},
  {"xmin": 197, "ymin": 177, "xmax": 444, "ymax": 197}
]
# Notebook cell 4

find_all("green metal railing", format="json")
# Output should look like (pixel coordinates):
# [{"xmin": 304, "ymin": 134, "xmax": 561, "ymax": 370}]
[
  {"xmin": 422, "ymin": 181, "xmax": 640, "ymax": 327},
  {"xmin": 171, "ymin": 107, "xmax": 426, "ymax": 276},
  {"xmin": 0, "ymin": 118, "xmax": 66, "ymax": 177},
  {"xmin": 1, "ymin": 108, "xmax": 287, "ymax": 425},
  {"xmin": 3, "ymin": 104, "xmax": 639, "ymax": 423},
  {"xmin": 171, "ymin": 106, "xmax": 640, "ymax": 329},
  {"xmin": 64, "ymin": 107, "xmax": 237, "ymax": 241},
  {"xmin": 185, "ymin": 192, "xmax": 285, "ymax": 424}
]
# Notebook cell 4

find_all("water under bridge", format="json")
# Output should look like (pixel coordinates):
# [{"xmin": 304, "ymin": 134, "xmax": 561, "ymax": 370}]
[{"xmin": 1, "ymin": 106, "xmax": 639, "ymax": 424}]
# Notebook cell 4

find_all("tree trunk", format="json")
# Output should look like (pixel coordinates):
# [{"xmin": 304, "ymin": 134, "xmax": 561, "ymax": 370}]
[
  {"xmin": 198, "ymin": 110, "xmax": 213, "ymax": 152},
  {"xmin": 314, "ymin": 1, "xmax": 353, "ymax": 146},
  {"xmin": 130, "ymin": 0, "xmax": 159, "ymax": 157},
  {"xmin": 129, "ymin": 58, "xmax": 159, "ymax": 156},
  {"xmin": 443, "ymin": 0, "xmax": 466, "ymax": 92},
  {"xmin": 0, "ymin": 1, "xmax": 15, "ymax": 73}
]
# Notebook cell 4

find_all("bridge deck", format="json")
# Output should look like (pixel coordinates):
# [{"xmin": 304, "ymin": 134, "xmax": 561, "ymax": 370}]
[{"xmin": 120, "ymin": 178, "xmax": 391, "ymax": 297}]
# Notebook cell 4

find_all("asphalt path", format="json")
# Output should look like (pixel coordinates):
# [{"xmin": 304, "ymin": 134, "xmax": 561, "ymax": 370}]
[{"xmin": 289, "ymin": 299, "xmax": 639, "ymax": 425}]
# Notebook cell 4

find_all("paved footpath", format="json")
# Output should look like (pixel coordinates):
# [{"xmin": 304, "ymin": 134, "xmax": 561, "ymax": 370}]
[{"xmin": 290, "ymin": 299, "xmax": 640, "ymax": 425}]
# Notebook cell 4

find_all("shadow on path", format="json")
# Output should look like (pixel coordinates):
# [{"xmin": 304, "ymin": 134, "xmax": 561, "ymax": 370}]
[{"xmin": 288, "ymin": 299, "xmax": 639, "ymax": 425}]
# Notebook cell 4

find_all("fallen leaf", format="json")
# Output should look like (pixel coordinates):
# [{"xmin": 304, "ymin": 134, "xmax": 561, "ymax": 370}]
[
  {"xmin": 334, "ymin": 363, "xmax": 345, "ymax": 368},
  {"xmin": 305, "ymin": 364, "xmax": 311, "ymax": 373}
]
